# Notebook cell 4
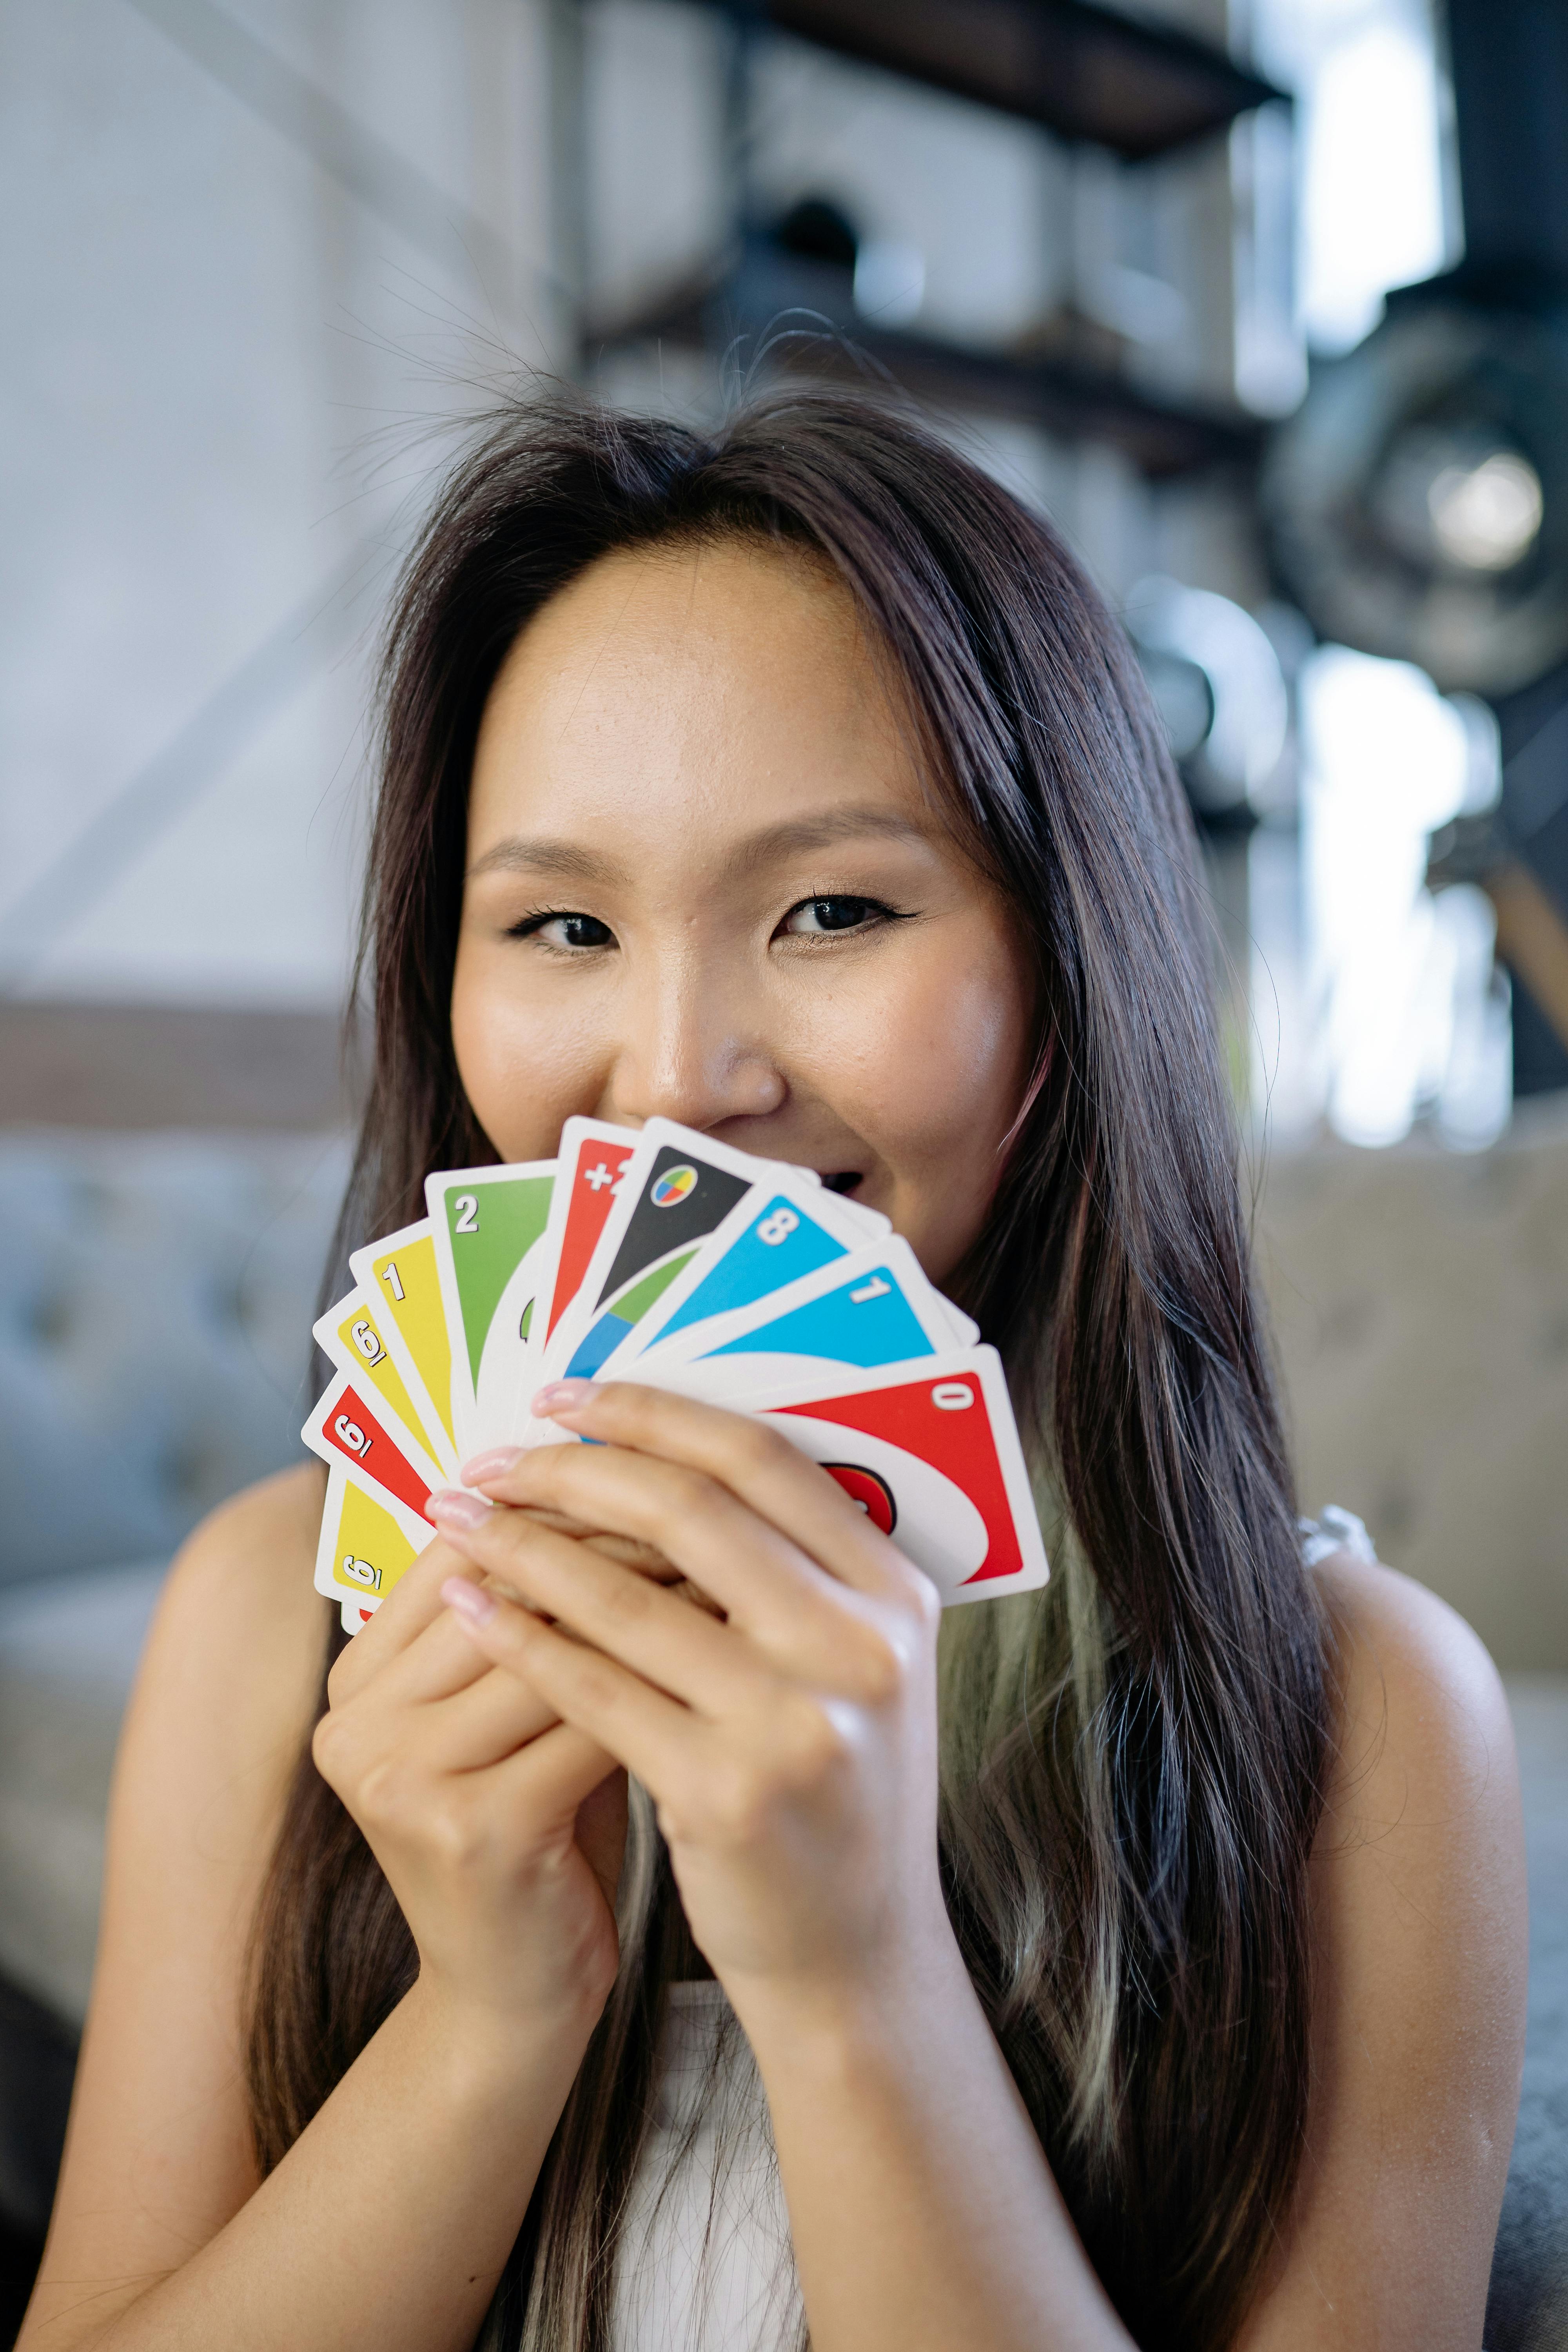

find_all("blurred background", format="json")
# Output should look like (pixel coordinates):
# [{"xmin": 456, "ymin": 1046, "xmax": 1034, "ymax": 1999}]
[{"xmin": 1, "ymin": 0, "xmax": 1565, "ymax": 2339}]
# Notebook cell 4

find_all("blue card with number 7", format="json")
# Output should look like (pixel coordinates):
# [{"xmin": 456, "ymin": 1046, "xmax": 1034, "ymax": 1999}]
[{"xmin": 630, "ymin": 1235, "xmax": 970, "ymax": 1403}]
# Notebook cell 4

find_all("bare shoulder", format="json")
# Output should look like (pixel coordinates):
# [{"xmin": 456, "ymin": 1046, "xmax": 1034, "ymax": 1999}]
[
  {"xmin": 118, "ymin": 1459, "xmax": 333, "ymax": 1878},
  {"xmin": 1316, "ymin": 1545, "xmax": 1519, "ymax": 1823},
  {"xmin": 1239, "ymin": 1548, "xmax": 1528, "ymax": 2349},
  {"xmin": 145, "ymin": 1457, "xmax": 328, "ymax": 1695}
]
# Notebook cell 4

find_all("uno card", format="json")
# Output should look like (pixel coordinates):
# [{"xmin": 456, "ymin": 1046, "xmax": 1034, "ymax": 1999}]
[
  {"xmin": 314, "ymin": 1462, "xmax": 431, "ymax": 1629},
  {"xmin": 529, "ymin": 1119, "xmax": 640, "ymax": 1361},
  {"xmin": 426, "ymin": 1162, "xmax": 555, "ymax": 1455},
  {"xmin": 348, "ymin": 1219, "xmax": 458, "ymax": 1474},
  {"xmin": 539, "ymin": 1121, "xmax": 817, "ymax": 1391},
  {"xmin": 635, "ymin": 1236, "xmax": 958, "ymax": 1402},
  {"xmin": 313, "ymin": 1287, "xmax": 444, "ymax": 1469},
  {"xmin": 302, "ymin": 1368, "xmax": 443, "ymax": 1520},
  {"xmin": 749, "ymin": 1347, "xmax": 1048, "ymax": 1604},
  {"xmin": 605, "ymin": 1176, "xmax": 887, "ymax": 1374}
]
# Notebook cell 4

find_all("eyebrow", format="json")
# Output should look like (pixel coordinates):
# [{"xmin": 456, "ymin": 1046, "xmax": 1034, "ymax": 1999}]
[{"xmin": 465, "ymin": 806, "xmax": 935, "ymax": 886}]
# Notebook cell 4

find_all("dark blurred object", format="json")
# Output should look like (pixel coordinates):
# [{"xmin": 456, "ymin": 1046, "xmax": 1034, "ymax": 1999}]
[
  {"xmin": 773, "ymin": 195, "xmax": 857, "ymax": 270},
  {"xmin": 0, "ymin": 1980, "xmax": 73, "ymax": 2241},
  {"xmin": 1430, "ymin": 817, "xmax": 1568, "ymax": 1038},
  {"xmin": 1264, "ymin": 305, "xmax": 1568, "ymax": 696},
  {"xmin": 0, "ymin": 2209, "xmax": 44, "ymax": 2348},
  {"xmin": 1265, "ymin": 0, "xmax": 1568, "ymax": 698},
  {"xmin": 1429, "ymin": 656, "xmax": 1568, "ymax": 1092},
  {"xmin": 1485, "ymin": 1683, "xmax": 1568, "ymax": 2352},
  {"xmin": 713, "ymin": 0, "xmax": 1283, "ymax": 160},
  {"xmin": 597, "ymin": 2, "xmax": 1283, "ymax": 481}
]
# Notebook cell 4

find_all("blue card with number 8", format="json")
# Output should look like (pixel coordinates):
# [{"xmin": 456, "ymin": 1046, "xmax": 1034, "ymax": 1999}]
[{"xmin": 610, "ymin": 1180, "xmax": 888, "ymax": 1374}]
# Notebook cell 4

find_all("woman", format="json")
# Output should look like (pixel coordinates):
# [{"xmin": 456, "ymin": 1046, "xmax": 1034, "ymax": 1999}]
[{"xmin": 23, "ymin": 392, "xmax": 1526, "ymax": 2352}]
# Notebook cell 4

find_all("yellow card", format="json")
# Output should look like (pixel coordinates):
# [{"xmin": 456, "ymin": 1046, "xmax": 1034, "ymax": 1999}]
[
  {"xmin": 348, "ymin": 1220, "xmax": 457, "ymax": 1469},
  {"xmin": 314, "ymin": 1464, "xmax": 429, "ymax": 1623},
  {"xmin": 319, "ymin": 1292, "xmax": 440, "ymax": 1466}
]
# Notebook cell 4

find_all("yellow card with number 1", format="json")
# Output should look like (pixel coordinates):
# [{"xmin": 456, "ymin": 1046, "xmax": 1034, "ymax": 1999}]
[{"xmin": 347, "ymin": 1219, "xmax": 458, "ymax": 1476}]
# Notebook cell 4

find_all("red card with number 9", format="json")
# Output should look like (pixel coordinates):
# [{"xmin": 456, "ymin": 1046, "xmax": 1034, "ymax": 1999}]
[{"xmin": 302, "ymin": 1368, "xmax": 441, "ymax": 1520}]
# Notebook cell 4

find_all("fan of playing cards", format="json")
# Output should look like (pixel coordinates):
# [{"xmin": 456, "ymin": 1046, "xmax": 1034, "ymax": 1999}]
[{"xmin": 304, "ymin": 1117, "xmax": 1049, "ymax": 1633}]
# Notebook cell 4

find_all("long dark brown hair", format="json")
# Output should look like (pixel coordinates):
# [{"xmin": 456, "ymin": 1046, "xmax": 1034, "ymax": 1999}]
[{"xmin": 248, "ymin": 388, "xmax": 1328, "ymax": 2350}]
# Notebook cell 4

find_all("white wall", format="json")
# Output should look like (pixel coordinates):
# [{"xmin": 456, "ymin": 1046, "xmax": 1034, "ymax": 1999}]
[{"xmin": 1, "ymin": 0, "xmax": 559, "ymax": 1011}]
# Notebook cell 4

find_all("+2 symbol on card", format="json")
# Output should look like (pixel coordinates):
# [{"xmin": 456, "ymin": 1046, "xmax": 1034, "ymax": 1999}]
[{"xmin": 584, "ymin": 1162, "xmax": 618, "ymax": 1192}]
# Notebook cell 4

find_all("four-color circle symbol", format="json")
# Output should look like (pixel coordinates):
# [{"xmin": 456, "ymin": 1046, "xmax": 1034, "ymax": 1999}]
[{"xmin": 650, "ymin": 1165, "xmax": 699, "ymax": 1207}]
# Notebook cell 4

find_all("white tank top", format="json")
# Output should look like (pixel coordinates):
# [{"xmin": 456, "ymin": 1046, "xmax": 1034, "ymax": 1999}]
[{"xmin": 608, "ymin": 1982, "xmax": 803, "ymax": 2352}]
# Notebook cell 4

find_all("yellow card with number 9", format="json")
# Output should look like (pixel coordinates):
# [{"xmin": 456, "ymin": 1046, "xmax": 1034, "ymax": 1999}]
[
  {"xmin": 314, "ymin": 1463, "xmax": 431, "ymax": 1631},
  {"xmin": 312, "ymin": 1285, "xmax": 442, "ymax": 1469}
]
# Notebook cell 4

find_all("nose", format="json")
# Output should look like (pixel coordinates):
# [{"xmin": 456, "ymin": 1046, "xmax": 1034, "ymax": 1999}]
[{"xmin": 601, "ymin": 946, "xmax": 786, "ymax": 1134}]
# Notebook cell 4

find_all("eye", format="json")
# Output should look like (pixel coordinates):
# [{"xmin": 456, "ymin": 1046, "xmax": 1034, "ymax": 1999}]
[
  {"xmin": 511, "ymin": 910, "xmax": 616, "ymax": 951},
  {"xmin": 780, "ymin": 895, "xmax": 888, "ymax": 937}
]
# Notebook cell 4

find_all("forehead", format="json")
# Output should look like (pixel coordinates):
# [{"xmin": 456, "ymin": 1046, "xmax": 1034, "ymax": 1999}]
[{"xmin": 468, "ymin": 538, "xmax": 931, "ymax": 844}]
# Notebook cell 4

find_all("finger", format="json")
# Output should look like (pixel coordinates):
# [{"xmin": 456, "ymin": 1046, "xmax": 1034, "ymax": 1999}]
[
  {"xmin": 350, "ymin": 1564, "xmax": 541, "ymax": 1711},
  {"xmin": 488, "ymin": 1717, "xmax": 624, "ymax": 1835},
  {"xmin": 446, "ymin": 1587, "xmax": 711, "ymax": 1805},
  {"xmin": 503, "ymin": 1504, "xmax": 679, "ymax": 1586},
  {"xmin": 458, "ymin": 1438, "xmax": 898, "ymax": 1678},
  {"xmin": 512, "ymin": 1387, "xmax": 909, "ymax": 1602},
  {"xmin": 420, "ymin": 1657, "xmax": 561, "ymax": 1771},
  {"xmin": 427, "ymin": 1507, "xmax": 774, "ymax": 1719},
  {"xmin": 328, "ymin": 1530, "xmax": 479, "ymax": 1703},
  {"xmin": 440, "ymin": 1459, "xmax": 866, "ymax": 1683}
]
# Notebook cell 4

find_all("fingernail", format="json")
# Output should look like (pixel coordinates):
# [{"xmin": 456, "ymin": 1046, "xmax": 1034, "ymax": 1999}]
[
  {"xmin": 532, "ymin": 1379, "xmax": 595, "ymax": 1417},
  {"xmin": 426, "ymin": 1487, "xmax": 491, "ymax": 1531},
  {"xmin": 441, "ymin": 1575, "xmax": 497, "ymax": 1626},
  {"xmin": 461, "ymin": 1446, "xmax": 523, "ymax": 1485}
]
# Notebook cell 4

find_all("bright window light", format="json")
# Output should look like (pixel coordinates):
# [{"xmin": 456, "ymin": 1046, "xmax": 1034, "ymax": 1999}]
[
  {"xmin": 1252, "ymin": 0, "xmax": 1455, "ymax": 361},
  {"xmin": 1299, "ymin": 645, "xmax": 1481, "ymax": 1146},
  {"xmin": 1299, "ymin": 19, "xmax": 1448, "ymax": 352}
]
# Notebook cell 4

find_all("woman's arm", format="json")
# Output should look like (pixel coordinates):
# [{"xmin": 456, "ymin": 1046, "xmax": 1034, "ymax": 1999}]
[
  {"xmin": 442, "ymin": 1390, "xmax": 1528, "ymax": 2352},
  {"xmin": 746, "ymin": 1551, "xmax": 1527, "ymax": 2352},
  {"xmin": 1235, "ymin": 1550, "xmax": 1527, "ymax": 2351},
  {"xmin": 19, "ymin": 1468, "xmax": 619, "ymax": 2352}
]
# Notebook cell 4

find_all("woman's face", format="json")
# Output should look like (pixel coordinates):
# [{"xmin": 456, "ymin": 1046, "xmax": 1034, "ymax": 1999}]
[{"xmin": 452, "ymin": 540, "xmax": 1034, "ymax": 1287}]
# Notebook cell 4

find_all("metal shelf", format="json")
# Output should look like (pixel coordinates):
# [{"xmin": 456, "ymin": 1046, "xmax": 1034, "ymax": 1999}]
[
  {"xmin": 591, "ymin": 243, "xmax": 1264, "ymax": 479},
  {"xmin": 702, "ymin": 0, "xmax": 1286, "ymax": 162}
]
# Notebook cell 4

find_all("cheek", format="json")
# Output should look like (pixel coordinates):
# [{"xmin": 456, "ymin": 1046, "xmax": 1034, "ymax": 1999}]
[
  {"xmin": 802, "ymin": 931, "xmax": 1034, "ymax": 1254},
  {"xmin": 874, "ymin": 949, "xmax": 1031, "ymax": 1160},
  {"xmin": 450, "ymin": 936, "xmax": 606, "ymax": 1161}
]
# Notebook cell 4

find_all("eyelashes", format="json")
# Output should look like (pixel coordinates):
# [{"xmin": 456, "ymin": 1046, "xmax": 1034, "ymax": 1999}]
[
  {"xmin": 779, "ymin": 894, "xmax": 906, "ymax": 937},
  {"xmin": 506, "ymin": 909, "xmax": 616, "ymax": 951},
  {"xmin": 505, "ymin": 894, "xmax": 913, "ymax": 954}
]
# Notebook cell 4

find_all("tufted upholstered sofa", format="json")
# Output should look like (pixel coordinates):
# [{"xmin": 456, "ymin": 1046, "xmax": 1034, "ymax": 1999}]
[
  {"xmin": 0, "ymin": 1130, "xmax": 345, "ymax": 2234},
  {"xmin": 0, "ymin": 1129, "xmax": 1563, "ymax": 2345}
]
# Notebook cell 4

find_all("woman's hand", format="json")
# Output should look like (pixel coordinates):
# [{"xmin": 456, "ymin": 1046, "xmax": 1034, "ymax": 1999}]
[
  {"xmin": 310, "ymin": 1528, "xmax": 629, "ymax": 2045},
  {"xmin": 426, "ymin": 1380, "xmax": 952, "ymax": 2031}
]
